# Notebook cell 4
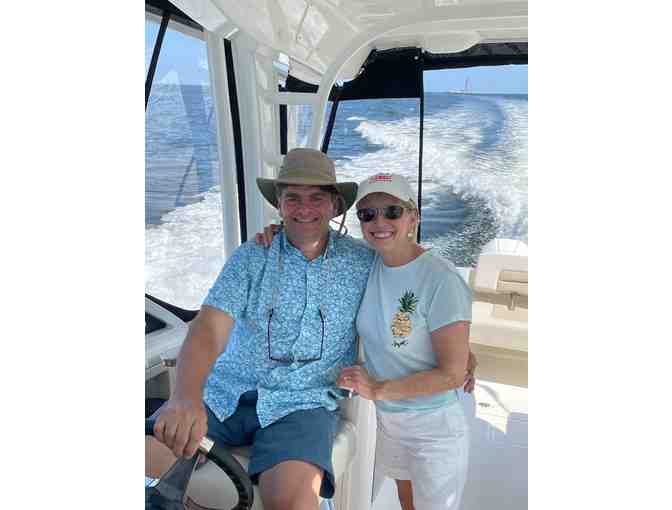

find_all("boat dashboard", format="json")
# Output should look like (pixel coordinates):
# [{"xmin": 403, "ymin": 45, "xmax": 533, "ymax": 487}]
[{"xmin": 145, "ymin": 296, "xmax": 192, "ymax": 381}]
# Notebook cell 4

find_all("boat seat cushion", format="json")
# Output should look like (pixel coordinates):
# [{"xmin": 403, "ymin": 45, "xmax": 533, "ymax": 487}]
[
  {"xmin": 470, "ymin": 302, "xmax": 528, "ymax": 352},
  {"xmin": 470, "ymin": 240, "xmax": 528, "ymax": 309},
  {"xmin": 468, "ymin": 239, "xmax": 528, "ymax": 351}
]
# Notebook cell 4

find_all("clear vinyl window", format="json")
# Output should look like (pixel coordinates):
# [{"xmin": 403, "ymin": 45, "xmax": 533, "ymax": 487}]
[
  {"xmin": 145, "ymin": 19, "xmax": 228, "ymax": 309},
  {"xmin": 325, "ymin": 66, "xmax": 528, "ymax": 268}
]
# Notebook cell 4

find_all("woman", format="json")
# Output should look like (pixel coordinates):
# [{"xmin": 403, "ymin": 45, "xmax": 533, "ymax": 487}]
[
  {"xmin": 258, "ymin": 173, "xmax": 474, "ymax": 510},
  {"xmin": 337, "ymin": 173, "xmax": 472, "ymax": 510}
]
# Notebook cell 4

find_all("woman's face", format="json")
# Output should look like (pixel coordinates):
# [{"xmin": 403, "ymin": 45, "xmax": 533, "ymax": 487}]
[{"xmin": 357, "ymin": 192, "xmax": 417, "ymax": 253}]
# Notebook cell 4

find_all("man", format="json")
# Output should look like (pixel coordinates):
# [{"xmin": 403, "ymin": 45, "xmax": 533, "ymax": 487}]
[{"xmin": 148, "ymin": 148, "xmax": 374, "ymax": 510}]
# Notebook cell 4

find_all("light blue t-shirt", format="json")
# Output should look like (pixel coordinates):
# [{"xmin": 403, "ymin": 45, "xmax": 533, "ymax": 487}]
[
  {"xmin": 356, "ymin": 250, "xmax": 472, "ymax": 412},
  {"xmin": 202, "ymin": 230, "xmax": 374, "ymax": 427}
]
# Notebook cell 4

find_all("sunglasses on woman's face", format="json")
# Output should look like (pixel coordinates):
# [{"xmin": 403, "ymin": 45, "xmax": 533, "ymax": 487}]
[{"xmin": 356, "ymin": 205, "xmax": 407, "ymax": 223}]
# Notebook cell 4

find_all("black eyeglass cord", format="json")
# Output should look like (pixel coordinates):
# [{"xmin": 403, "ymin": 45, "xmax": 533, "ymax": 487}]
[{"xmin": 267, "ymin": 233, "xmax": 330, "ymax": 363}]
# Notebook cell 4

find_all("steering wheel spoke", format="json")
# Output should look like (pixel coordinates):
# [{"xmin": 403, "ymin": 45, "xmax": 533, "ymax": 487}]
[{"xmin": 145, "ymin": 418, "xmax": 254, "ymax": 510}]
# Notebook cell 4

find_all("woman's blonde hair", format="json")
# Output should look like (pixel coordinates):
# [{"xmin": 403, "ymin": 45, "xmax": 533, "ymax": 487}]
[{"xmin": 401, "ymin": 198, "xmax": 420, "ymax": 240}]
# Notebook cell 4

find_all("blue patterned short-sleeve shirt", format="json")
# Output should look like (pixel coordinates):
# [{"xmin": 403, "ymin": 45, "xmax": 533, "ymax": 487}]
[{"xmin": 202, "ymin": 230, "xmax": 374, "ymax": 427}]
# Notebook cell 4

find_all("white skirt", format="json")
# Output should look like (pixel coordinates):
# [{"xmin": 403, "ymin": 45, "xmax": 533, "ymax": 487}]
[{"xmin": 375, "ymin": 400, "xmax": 469, "ymax": 510}]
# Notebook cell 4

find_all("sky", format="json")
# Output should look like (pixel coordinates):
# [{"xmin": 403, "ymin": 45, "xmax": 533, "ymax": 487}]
[
  {"xmin": 424, "ymin": 65, "xmax": 527, "ymax": 94},
  {"xmin": 147, "ymin": 21, "xmax": 527, "ymax": 94}
]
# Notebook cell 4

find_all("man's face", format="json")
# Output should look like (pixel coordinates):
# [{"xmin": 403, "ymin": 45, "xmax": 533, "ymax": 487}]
[{"xmin": 278, "ymin": 185, "xmax": 337, "ymax": 242}]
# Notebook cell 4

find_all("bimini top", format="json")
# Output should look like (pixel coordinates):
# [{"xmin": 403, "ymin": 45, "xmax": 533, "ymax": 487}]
[{"xmin": 161, "ymin": 0, "xmax": 528, "ymax": 85}]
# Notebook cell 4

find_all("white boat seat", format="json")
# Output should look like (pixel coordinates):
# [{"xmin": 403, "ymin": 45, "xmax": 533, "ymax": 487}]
[
  {"xmin": 471, "ymin": 239, "xmax": 528, "ymax": 310},
  {"xmin": 156, "ymin": 352, "xmax": 359, "ymax": 509},
  {"xmin": 185, "ymin": 414, "xmax": 357, "ymax": 509},
  {"xmin": 469, "ymin": 239, "xmax": 528, "ymax": 352}
]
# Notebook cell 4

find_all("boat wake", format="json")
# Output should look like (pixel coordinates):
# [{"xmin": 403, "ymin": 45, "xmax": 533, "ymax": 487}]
[
  {"xmin": 145, "ymin": 93, "xmax": 527, "ymax": 305},
  {"xmin": 340, "ymin": 95, "xmax": 527, "ymax": 265}
]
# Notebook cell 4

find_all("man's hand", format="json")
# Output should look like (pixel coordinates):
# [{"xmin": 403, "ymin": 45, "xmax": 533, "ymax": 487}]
[
  {"xmin": 337, "ymin": 365, "xmax": 382, "ymax": 401},
  {"xmin": 463, "ymin": 350, "xmax": 478, "ymax": 393},
  {"xmin": 153, "ymin": 398, "xmax": 208, "ymax": 459},
  {"xmin": 254, "ymin": 223, "xmax": 282, "ymax": 247}
]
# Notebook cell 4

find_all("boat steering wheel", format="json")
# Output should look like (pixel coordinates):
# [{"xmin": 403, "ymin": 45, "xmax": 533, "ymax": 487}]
[{"xmin": 145, "ymin": 418, "xmax": 254, "ymax": 510}]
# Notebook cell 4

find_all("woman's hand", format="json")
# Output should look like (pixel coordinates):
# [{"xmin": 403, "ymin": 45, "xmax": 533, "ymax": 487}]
[
  {"xmin": 254, "ymin": 223, "xmax": 282, "ymax": 247},
  {"xmin": 463, "ymin": 350, "xmax": 478, "ymax": 393},
  {"xmin": 337, "ymin": 365, "xmax": 382, "ymax": 400}
]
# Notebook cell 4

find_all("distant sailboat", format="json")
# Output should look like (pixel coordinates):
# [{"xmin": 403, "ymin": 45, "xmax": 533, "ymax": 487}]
[{"xmin": 449, "ymin": 77, "xmax": 472, "ymax": 94}]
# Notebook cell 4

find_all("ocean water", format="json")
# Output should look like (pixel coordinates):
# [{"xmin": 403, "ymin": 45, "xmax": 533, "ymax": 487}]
[{"xmin": 145, "ymin": 85, "xmax": 527, "ymax": 308}]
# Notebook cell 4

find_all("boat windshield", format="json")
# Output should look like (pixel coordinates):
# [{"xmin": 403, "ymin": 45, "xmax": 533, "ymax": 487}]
[
  {"xmin": 145, "ymin": 17, "xmax": 227, "ymax": 309},
  {"xmin": 145, "ymin": 16, "xmax": 527, "ymax": 309},
  {"xmin": 326, "ymin": 81, "xmax": 528, "ymax": 268}
]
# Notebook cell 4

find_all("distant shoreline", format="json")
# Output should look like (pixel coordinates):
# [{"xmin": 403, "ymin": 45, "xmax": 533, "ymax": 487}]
[
  {"xmin": 427, "ymin": 91, "xmax": 528, "ymax": 96},
  {"xmin": 152, "ymin": 83, "xmax": 528, "ymax": 97}
]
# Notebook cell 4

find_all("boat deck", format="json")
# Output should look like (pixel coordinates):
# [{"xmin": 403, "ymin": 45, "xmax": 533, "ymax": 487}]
[{"xmin": 372, "ymin": 346, "xmax": 528, "ymax": 510}]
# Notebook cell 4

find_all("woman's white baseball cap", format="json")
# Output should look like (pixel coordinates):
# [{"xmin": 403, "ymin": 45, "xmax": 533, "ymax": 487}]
[{"xmin": 355, "ymin": 173, "xmax": 416, "ymax": 206}]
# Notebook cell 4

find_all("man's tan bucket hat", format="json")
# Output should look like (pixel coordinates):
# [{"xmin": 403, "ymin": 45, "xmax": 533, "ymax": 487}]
[{"xmin": 256, "ymin": 148, "xmax": 357, "ymax": 216}]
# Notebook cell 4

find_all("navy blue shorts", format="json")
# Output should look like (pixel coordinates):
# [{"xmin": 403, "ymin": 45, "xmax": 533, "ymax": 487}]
[{"xmin": 206, "ymin": 391, "xmax": 339, "ymax": 498}]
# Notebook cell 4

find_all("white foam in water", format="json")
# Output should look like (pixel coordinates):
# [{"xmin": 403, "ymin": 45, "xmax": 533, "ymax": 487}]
[
  {"xmin": 341, "ymin": 97, "xmax": 527, "ymax": 241},
  {"xmin": 145, "ymin": 188, "xmax": 225, "ymax": 309},
  {"xmin": 146, "ymin": 95, "xmax": 527, "ymax": 308}
]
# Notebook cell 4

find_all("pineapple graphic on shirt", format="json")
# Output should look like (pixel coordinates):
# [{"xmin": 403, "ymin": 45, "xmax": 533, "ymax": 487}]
[{"xmin": 391, "ymin": 290, "xmax": 418, "ymax": 348}]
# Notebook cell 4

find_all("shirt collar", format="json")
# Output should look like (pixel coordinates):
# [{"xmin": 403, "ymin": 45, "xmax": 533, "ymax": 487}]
[{"xmin": 278, "ymin": 228, "xmax": 335, "ymax": 262}]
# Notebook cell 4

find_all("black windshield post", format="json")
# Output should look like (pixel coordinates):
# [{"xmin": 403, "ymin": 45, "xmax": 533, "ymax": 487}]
[
  {"xmin": 224, "ymin": 38, "xmax": 248, "ymax": 243},
  {"xmin": 145, "ymin": 9, "xmax": 171, "ymax": 111},
  {"xmin": 321, "ymin": 89, "xmax": 342, "ymax": 153},
  {"xmin": 416, "ymin": 52, "xmax": 425, "ymax": 243},
  {"xmin": 279, "ymin": 104, "xmax": 288, "ymax": 155}
]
